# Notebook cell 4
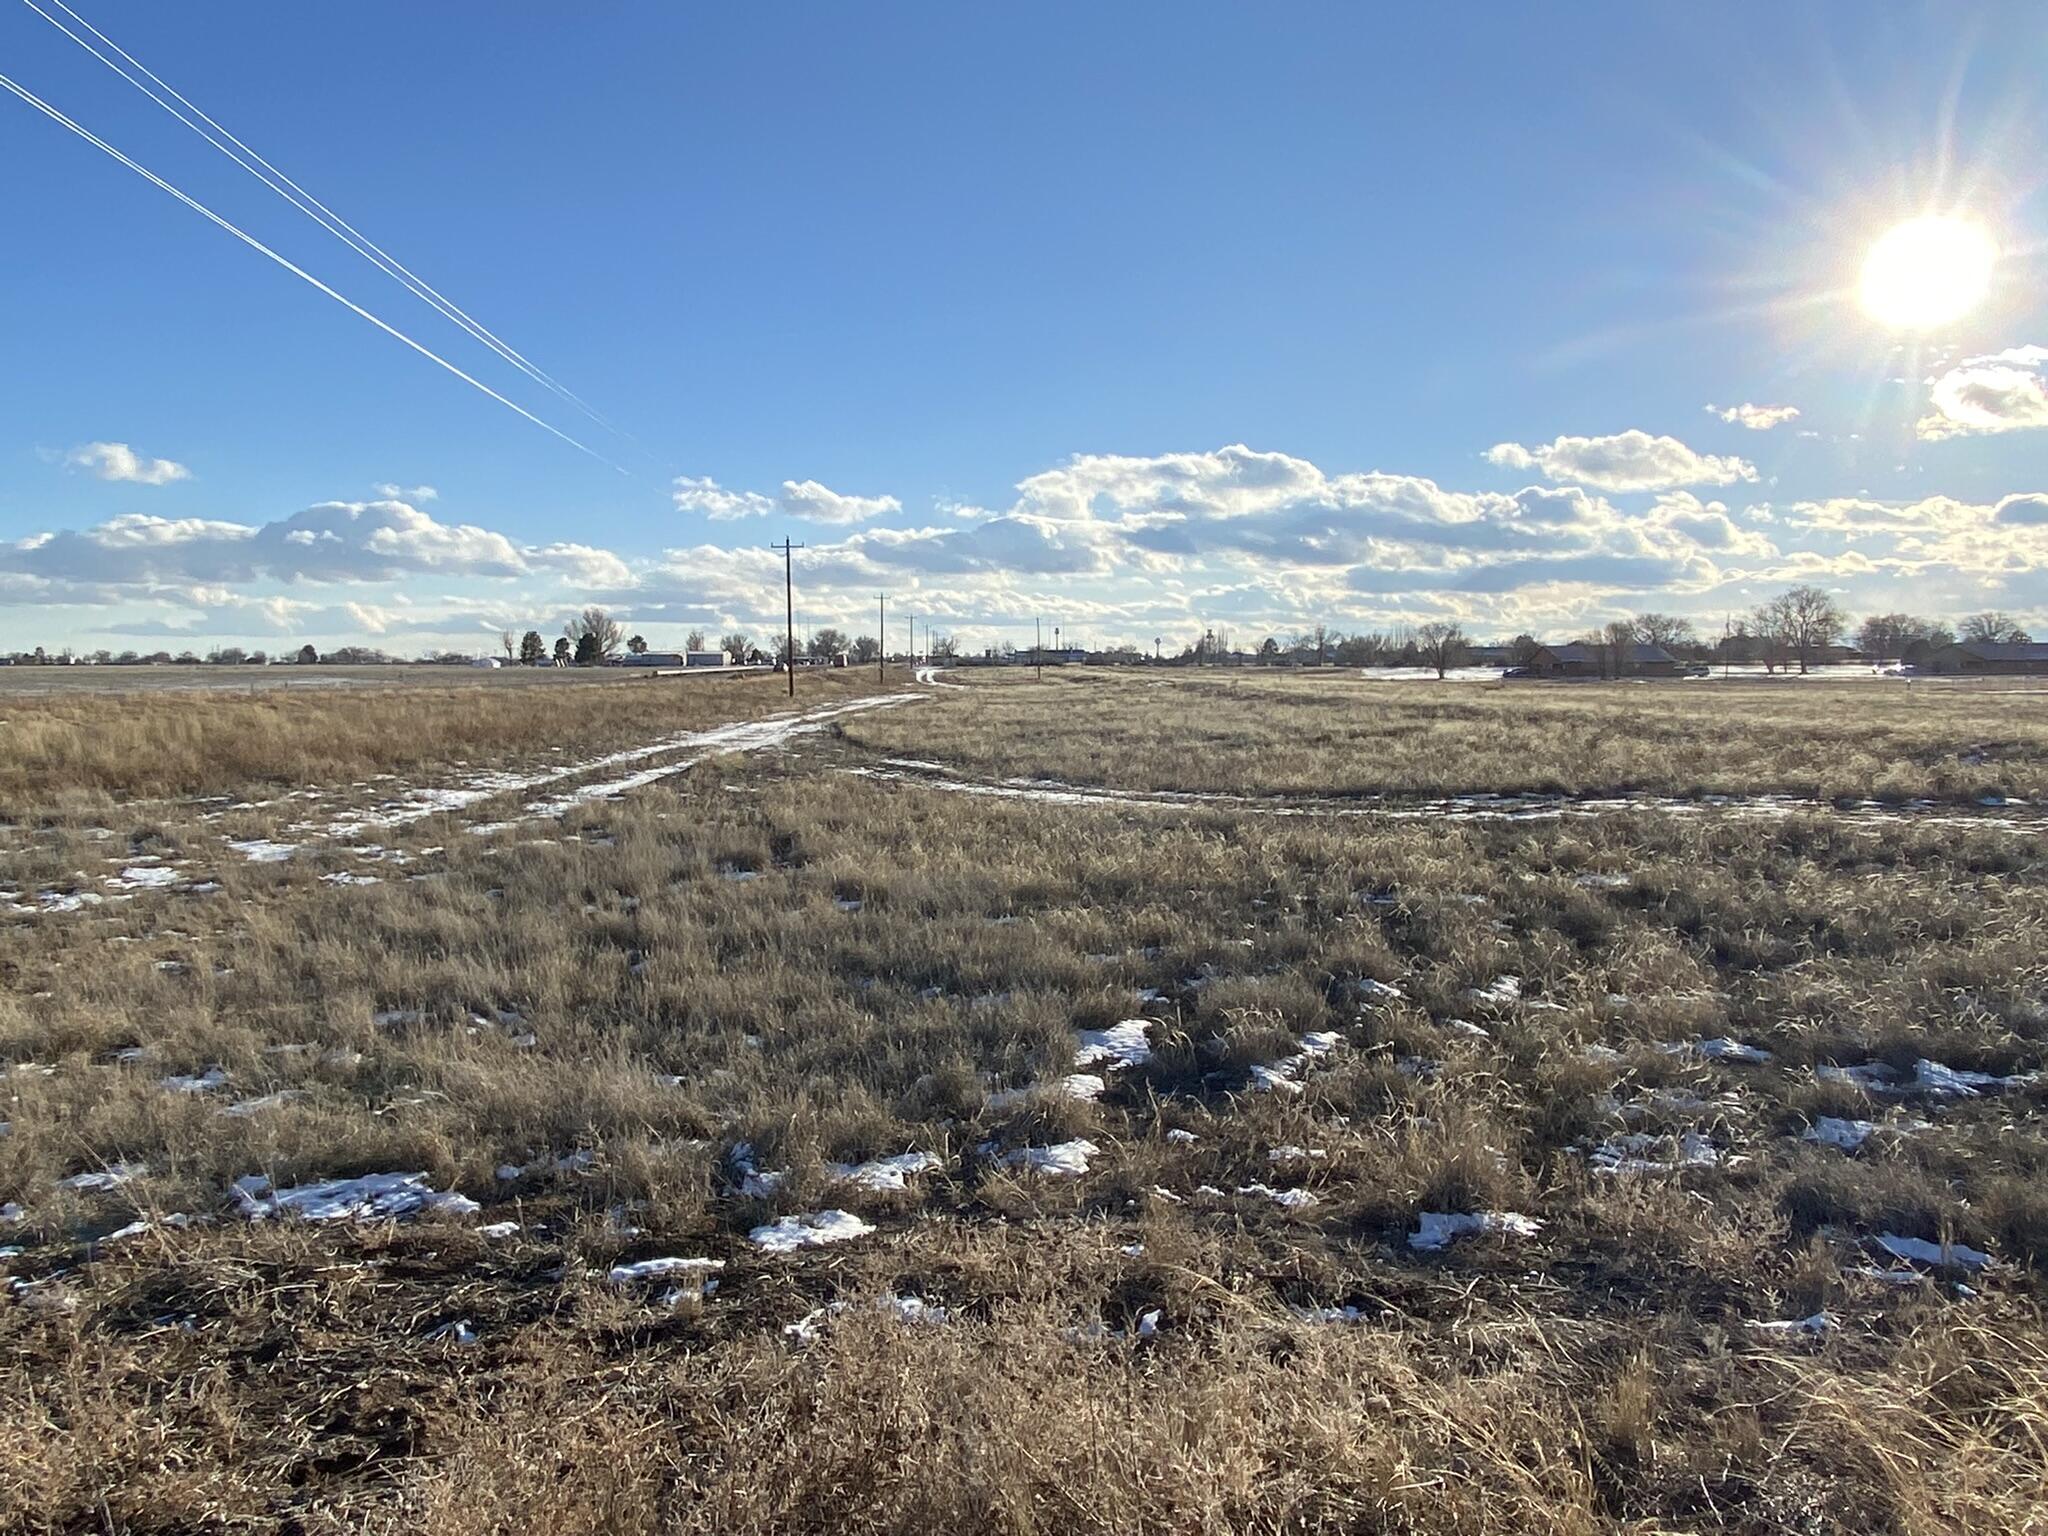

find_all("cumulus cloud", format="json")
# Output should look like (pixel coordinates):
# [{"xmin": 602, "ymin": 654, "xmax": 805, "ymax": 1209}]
[
  {"xmin": 671, "ymin": 475, "xmax": 776, "ymax": 520},
  {"xmin": 1917, "ymin": 346, "xmax": 2048, "ymax": 440},
  {"xmin": 13, "ymin": 444, "xmax": 2047, "ymax": 654},
  {"xmin": 671, "ymin": 474, "xmax": 901, "ymax": 524},
  {"xmin": 65, "ymin": 441, "xmax": 191, "ymax": 486},
  {"xmin": 1705, "ymin": 402, "xmax": 1800, "ymax": 430},
  {"xmin": 373, "ymin": 482, "xmax": 438, "ymax": 501},
  {"xmin": 778, "ymin": 479, "xmax": 901, "ymax": 525},
  {"xmin": 1484, "ymin": 430, "xmax": 1758, "ymax": 492},
  {"xmin": 0, "ymin": 498, "xmax": 526, "ymax": 590}
]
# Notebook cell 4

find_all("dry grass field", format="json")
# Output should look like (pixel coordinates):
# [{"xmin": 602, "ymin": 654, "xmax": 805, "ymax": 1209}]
[{"xmin": 0, "ymin": 667, "xmax": 2043, "ymax": 1534}]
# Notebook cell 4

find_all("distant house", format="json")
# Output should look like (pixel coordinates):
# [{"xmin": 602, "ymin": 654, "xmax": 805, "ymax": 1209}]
[
  {"xmin": 684, "ymin": 650, "xmax": 728, "ymax": 667},
  {"xmin": 1528, "ymin": 642, "xmax": 1678, "ymax": 679},
  {"xmin": 1927, "ymin": 640, "xmax": 2048, "ymax": 675}
]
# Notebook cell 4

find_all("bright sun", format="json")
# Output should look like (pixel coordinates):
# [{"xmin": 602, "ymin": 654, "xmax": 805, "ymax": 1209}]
[{"xmin": 1857, "ymin": 214, "xmax": 1997, "ymax": 330}]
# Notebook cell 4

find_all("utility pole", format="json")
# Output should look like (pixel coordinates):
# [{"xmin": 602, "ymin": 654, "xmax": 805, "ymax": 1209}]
[
  {"xmin": 1035, "ymin": 617, "xmax": 1043, "ymax": 681},
  {"xmin": 773, "ymin": 539, "xmax": 804, "ymax": 697},
  {"xmin": 877, "ymin": 593, "xmax": 886, "ymax": 683}
]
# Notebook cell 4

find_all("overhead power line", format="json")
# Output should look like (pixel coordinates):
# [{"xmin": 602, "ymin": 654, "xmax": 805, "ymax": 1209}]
[
  {"xmin": 0, "ymin": 69, "xmax": 620, "ymax": 470},
  {"xmin": 20, "ymin": 0, "xmax": 625, "ymax": 442}
]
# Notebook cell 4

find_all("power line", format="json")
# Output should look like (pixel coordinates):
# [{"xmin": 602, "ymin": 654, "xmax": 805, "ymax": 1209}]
[
  {"xmin": 0, "ymin": 69, "xmax": 619, "ymax": 470},
  {"xmin": 20, "ymin": 0, "xmax": 626, "ymax": 443}
]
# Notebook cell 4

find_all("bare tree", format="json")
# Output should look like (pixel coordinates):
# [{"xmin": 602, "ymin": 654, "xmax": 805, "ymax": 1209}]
[
  {"xmin": 851, "ymin": 634, "xmax": 882, "ymax": 663},
  {"xmin": 565, "ymin": 607, "xmax": 624, "ymax": 660},
  {"xmin": 1603, "ymin": 619, "xmax": 1637, "ymax": 678},
  {"xmin": 1755, "ymin": 585, "xmax": 1847, "ymax": 674},
  {"xmin": 684, "ymin": 630, "xmax": 707, "ymax": 652},
  {"xmin": 1631, "ymin": 612, "xmax": 1696, "ymax": 651},
  {"xmin": 1960, "ymin": 611, "xmax": 2031, "ymax": 645},
  {"xmin": 808, "ymin": 627, "xmax": 850, "ymax": 660},
  {"xmin": 720, "ymin": 631, "xmax": 751, "ymax": 664},
  {"xmin": 500, "ymin": 631, "xmax": 515, "ymax": 663},
  {"xmin": 1415, "ymin": 621, "xmax": 1469, "ymax": 679}
]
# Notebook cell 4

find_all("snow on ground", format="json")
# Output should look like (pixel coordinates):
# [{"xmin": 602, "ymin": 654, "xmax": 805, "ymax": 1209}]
[
  {"xmin": 1074, "ymin": 1019, "xmax": 1152, "ymax": 1070},
  {"xmin": 1589, "ymin": 1131, "xmax": 1726, "ymax": 1175},
  {"xmin": 1872, "ymin": 1233, "xmax": 1992, "ymax": 1270},
  {"xmin": 1661, "ymin": 1037, "xmax": 1774, "ymax": 1065},
  {"xmin": 608, "ymin": 1256, "xmax": 725, "ymax": 1286},
  {"xmin": 1408, "ymin": 1211, "xmax": 1543, "ymax": 1251},
  {"xmin": 827, "ymin": 1152, "xmax": 943, "ymax": 1192},
  {"xmin": 1001, "ymin": 1139, "xmax": 1101, "ymax": 1176},
  {"xmin": 233, "ymin": 1172, "xmax": 480, "ymax": 1223},
  {"xmin": 1249, "ymin": 1030, "xmax": 1344, "ymax": 1094},
  {"xmin": 749, "ymin": 1210, "xmax": 876, "ymax": 1253}
]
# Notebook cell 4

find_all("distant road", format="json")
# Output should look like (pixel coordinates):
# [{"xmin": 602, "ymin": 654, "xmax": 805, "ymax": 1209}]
[{"xmin": 0, "ymin": 663, "xmax": 751, "ymax": 698}]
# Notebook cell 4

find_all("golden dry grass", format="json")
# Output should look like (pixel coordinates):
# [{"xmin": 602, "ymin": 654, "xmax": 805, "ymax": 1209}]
[
  {"xmin": 844, "ymin": 669, "xmax": 2048, "ymax": 804},
  {"xmin": 0, "ymin": 669, "xmax": 2043, "ymax": 1533}
]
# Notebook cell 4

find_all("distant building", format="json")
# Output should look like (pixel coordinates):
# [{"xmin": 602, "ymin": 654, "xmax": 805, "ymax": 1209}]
[
  {"xmin": 1927, "ymin": 640, "xmax": 2048, "ymax": 675},
  {"xmin": 684, "ymin": 650, "xmax": 728, "ymax": 667},
  {"xmin": 615, "ymin": 651, "xmax": 687, "ymax": 667},
  {"xmin": 1528, "ymin": 641, "xmax": 1678, "ymax": 679}
]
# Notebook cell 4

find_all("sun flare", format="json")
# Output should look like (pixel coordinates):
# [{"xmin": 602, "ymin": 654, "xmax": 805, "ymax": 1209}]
[{"xmin": 1857, "ymin": 214, "xmax": 1996, "ymax": 331}]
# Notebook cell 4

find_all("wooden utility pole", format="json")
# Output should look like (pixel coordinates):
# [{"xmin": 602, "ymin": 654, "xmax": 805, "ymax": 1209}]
[
  {"xmin": 877, "ymin": 593, "xmax": 886, "ymax": 683},
  {"xmin": 773, "ymin": 540, "xmax": 804, "ymax": 697},
  {"xmin": 1035, "ymin": 617, "xmax": 1042, "ymax": 681}
]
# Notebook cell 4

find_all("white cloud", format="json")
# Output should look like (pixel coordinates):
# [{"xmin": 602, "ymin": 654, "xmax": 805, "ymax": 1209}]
[
  {"xmin": 1705, "ymin": 402, "xmax": 1800, "ymax": 431},
  {"xmin": 777, "ymin": 479, "xmax": 902, "ymax": 525},
  {"xmin": 671, "ymin": 475, "xmax": 776, "ymax": 520},
  {"xmin": 1917, "ymin": 346, "xmax": 2048, "ymax": 440},
  {"xmin": 15, "ymin": 445, "xmax": 2048, "ymax": 653},
  {"xmin": 671, "ymin": 474, "xmax": 902, "ymax": 525},
  {"xmin": 0, "ymin": 498, "xmax": 526, "ymax": 589},
  {"xmin": 65, "ymin": 441, "xmax": 191, "ymax": 486},
  {"xmin": 1485, "ymin": 430, "xmax": 1757, "ymax": 492},
  {"xmin": 373, "ymin": 482, "xmax": 439, "ymax": 501}
]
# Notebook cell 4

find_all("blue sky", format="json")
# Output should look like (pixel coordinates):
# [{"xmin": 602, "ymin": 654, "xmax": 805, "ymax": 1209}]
[{"xmin": 2, "ymin": 2, "xmax": 2044, "ymax": 654}]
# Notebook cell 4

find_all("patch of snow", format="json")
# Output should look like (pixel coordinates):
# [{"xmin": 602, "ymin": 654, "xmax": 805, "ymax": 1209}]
[
  {"xmin": 1749, "ymin": 1312, "xmax": 1837, "ymax": 1335},
  {"xmin": 1661, "ymin": 1037, "xmax": 1773, "ymax": 1064},
  {"xmin": 320, "ymin": 871, "xmax": 382, "ymax": 886},
  {"xmin": 58, "ymin": 1163, "xmax": 146, "ymax": 1192},
  {"xmin": 424, "ymin": 1319, "xmax": 478, "ymax": 1345},
  {"xmin": 608, "ymin": 1256, "xmax": 725, "ymax": 1286},
  {"xmin": 1236, "ymin": 1183, "xmax": 1319, "ymax": 1209},
  {"xmin": 749, "ymin": 1209, "xmax": 875, "ymax": 1253},
  {"xmin": 108, "ymin": 865, "xmax": 181, "ymax": 891},
  {"xmin": 1908, "ymin": 1059, "xmax": 2034, "ymax": 1098},
  {"xmin": 828, "ymin": 1151, "xmax": 943, "ymax": 1192},
  {"xmin": 227, "ymin": 839, "xmax": 297, "ymax": 863},
  {"xmin": 1354, "ymin": 978, "xmax": 1406, "ymax": 1004},
  {"xmin": 1074, "ymin": 1019, "xmax": 1152, "ymax": 1070},
  {"xmin": 1165, "ymin": 1128, "xmax": 1199, "ymax": 1144},
  {"xmin": 1589, "ymin": 1131, "xmax": 1724, "ymax": 1175},
  {"xmin": 477, "ymin": 1221, "xmax": 520, "ymax": 1239},
  {"xmin": 159, "ymin": 1066, "xmax": 229, "ymax": 1094},
  {"xmin": 1408, "ymin": 1211, "xmax": 1543, "ymax": 1251},
  {"xmin": 1872, "ymin": 1233, "xmax": 1991, "ymax": 1271},
  {"xmin": 1293, "ymin": 1304, "xmax": 1368, "ymax": 1324},
  {"xmin": 234, "ymin": 1171, "xmax": 478, "ymax": 1223},
  {"xmin": 1002, "ymin": 1139, "xmax": 1100, "ymax": 1176},
  {"xmin": 1464, "ymin": 975, "xmax": 1523, "ymax": 1007}
]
